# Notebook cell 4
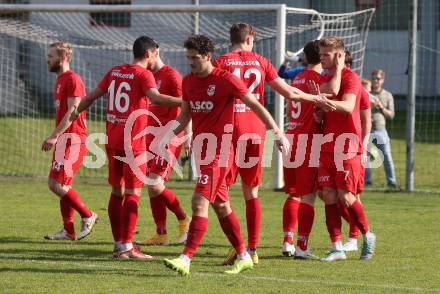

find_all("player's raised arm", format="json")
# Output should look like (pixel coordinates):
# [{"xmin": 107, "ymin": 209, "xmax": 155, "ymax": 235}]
[
  {"xmin": 146, "ymin": 88, "xmax": 182, "ymax": 107},
  {"xmin": 238, "ymin": 91, "xmax": 286, "ymax": 151},
  {"xmin": 269, "ymin": 77, "xmax": 334, "ymax": 109},
  {"xmin": 76, "ymin": 87, "xmax": 105, "ymax": 114},
  {"xmin": 319, "ymin": 51, "xmax": 345, "ymax": 96}
]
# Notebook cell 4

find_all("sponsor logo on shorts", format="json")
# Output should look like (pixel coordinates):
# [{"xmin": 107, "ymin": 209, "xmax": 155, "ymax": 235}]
[{"xmin": 318, "ymin": 175, "xmax": 330, "ymax": 183}]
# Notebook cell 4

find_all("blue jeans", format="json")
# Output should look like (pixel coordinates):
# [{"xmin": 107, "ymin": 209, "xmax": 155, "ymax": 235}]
[{"xmin": 365, "ymin": 129, "xmax": 397, "ymax": 186}]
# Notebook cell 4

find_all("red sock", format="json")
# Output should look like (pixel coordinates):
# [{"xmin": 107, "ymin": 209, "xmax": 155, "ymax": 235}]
[
  {"xmin": 108, "ymin": 193, "xmax": 123, "ymax": 242},
  {"xmin": 121, "ymin": 194, "xmax": 139, "ymax": 244},
  {"xmin": 325, "ymin": 204, "xmax": 342, "ymax": 243},
  {"xmin": 246, "ymin": 197, "xmax": 261, "ymax": 249},
  {"xmin": 347, "ymin": 200, "xmax": 369, "ymax": 234},
  {"xmin": 282, "ymin": 197, "xmax": 300, "ymax": 244},
  {"xmin": 338, "ymin": 201, "xmax": 359, "ymax": 239},
  {"xmin": 150, "ymin": 196, "xmax": 167, "ymax": 234},
  {"xmin": 60, "ymin": 197, "xmax": 75, "ymax": 235},
  {"xmin": 183, "ymin": 215, "xmax": 208, "ymax": 259},
  {"xmin": 64, "ymin": 189, "xmax": 92, "ymax": 218},
  {"xmin": 297, "ymin": 202, "xmax": 315, "ymax": 251},
  {"xmin": 161, "ymin": 188, "xmax": 186, "ymax": 221},
  {"xmin": 219, "ymin": 212, "xmax": 246, "ymax": 254}
]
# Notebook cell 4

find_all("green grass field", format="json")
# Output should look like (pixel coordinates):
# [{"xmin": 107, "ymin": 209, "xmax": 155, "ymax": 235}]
[{"xmin": 1, "ymin": 177, "xmax": 439, "ymax": 293}]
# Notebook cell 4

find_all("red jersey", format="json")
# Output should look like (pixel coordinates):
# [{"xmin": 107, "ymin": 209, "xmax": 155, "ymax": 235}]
[
  {"xmin": 287, "ymin": 69, "xmax": 321, "ymax": 135},
  {"xmin": 54, "ymin": 70, "xmax": 87, "ymax": 140},
  {"xmin": 213, "ymin": 50, "xmax": 278, "ymax": 138},
  {"xmin": 98, "ymin": 64, "xmax": 156, "ymax": 151},
  {"xmin": 359, "ymin": 87, "xmax": 371, "ymax": 110},
  {"xmin": 321, "ymin": 67, "xmax": 361, "ymax": 154},
  {"xmin": 182, "ymin": 67, "xmax": 248, "ymax": 155},
  {"xmin": 148, "ymin": 65, "xmax": 182, "ymax": 126}
]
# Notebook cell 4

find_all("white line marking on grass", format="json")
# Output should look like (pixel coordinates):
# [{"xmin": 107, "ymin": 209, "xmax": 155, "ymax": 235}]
[
  {"xmin": 195, "ymin": 273, "xmax": 440, "ymax": 292},
  {"xmin": 4, "ymin": 258, "xmax": 440, "ymax": 292}
]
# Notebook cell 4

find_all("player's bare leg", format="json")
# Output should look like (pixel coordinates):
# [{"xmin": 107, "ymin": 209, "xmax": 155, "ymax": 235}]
[{"xmin": 45, "ymin": 178, "xmax": 97, "ymax": 241}]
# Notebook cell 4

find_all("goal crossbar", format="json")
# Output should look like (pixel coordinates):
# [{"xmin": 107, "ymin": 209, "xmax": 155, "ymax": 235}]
[{"xmin": 0, "ymin": 4, "xmax": 318, "ymax": 14}]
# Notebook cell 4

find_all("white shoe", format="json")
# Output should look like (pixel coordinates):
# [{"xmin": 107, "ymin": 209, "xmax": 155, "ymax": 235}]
[
  {"xmin": 294, "ymin": 247, "xmax": 319, "ymax": 260},
  {"xmin": 320, "ymin": 250, "xmax": 346, "ymax": 262},
  {"xmin": 282, "ymin": 242, "xmax": 295, "ymax": 257},
  {"xmin": 44, "ymin": 228, "xmax": 76, "ymax": 240},
  {"xmin": 78, "ymin": 212, "xmax": 98, "ymax": 240},
  {"xmin": 342, "ymin": 240, "xmax": 358, "ymax": 252}
]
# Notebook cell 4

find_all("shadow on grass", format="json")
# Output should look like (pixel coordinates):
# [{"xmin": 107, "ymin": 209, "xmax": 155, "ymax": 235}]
[
  {"xmin": 0, "ymin": 267, "xmax": 174, "ymax": 278},
  {"xmin": 0, "ymin": 236, "xmax": 114, "ymax": 246}
]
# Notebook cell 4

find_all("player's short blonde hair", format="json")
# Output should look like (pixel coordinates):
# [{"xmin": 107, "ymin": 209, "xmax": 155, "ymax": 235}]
[
  {"xmin": 49, "ymin": 42, "xmax": 73, "ymax": 62},
  {"xmin": 361, "ymin": 79, "xmax": 372, "ymax": 87},
  {"xmin": 319, "ymin": 37, "xmax": 345, "ymax": 51}
]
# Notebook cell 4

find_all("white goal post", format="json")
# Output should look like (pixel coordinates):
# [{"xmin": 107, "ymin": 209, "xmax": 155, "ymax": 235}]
[{"xmin": 0, "ymin": 4, "xmax": 375, "ymax": 188}]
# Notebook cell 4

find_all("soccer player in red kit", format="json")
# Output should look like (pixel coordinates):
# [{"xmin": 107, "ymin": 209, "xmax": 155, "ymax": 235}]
[
  {"xmin": 136, "ymin": 39, "xmax": 191, "ymax": 246},
  {"xmin": 58, "ymin": 36, "xmax": 182, "ymax": 259},
  {"xmin": 213, "ymin": 23, "xmax": 324, "ymax": 265},
  {"xmin": 281, "ymin": 40, "xmax": 332, "ymax": 259},
  {"xmin": 163, "ymin": 35, "xmax": 291, "ymax": 276},
  {"xmin": 41, "ymin": 42, "xmax": 97, "ymax": 241},
  {"xmin": 339, "ymin": 76, "xmax": 372, "ymax": 252},
  {"xmin": 316, "ymin": 37, "xmax": 376, "ymax": 261}
]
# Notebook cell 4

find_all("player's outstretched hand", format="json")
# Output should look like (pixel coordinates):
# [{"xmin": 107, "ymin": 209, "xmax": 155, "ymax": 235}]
[
  {"xmin": 315, "ymin": 94, "xmax": 336, "ymax": 112},
  {"xmin": 273, "ymin": 132, "xmax": 290, "ymax": 157},
  {"xmin": 41, "ymin": 136, "xmax": 57, "ymax": 151},
  {"xmin": 307, "ymin": 80, "xmax": 320, "ymax": 95}
]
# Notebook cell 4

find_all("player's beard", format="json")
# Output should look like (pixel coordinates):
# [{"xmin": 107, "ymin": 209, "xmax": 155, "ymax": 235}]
[{"xmin": 48, "ymin": 62, "xmax": 61, "ymax": 73}]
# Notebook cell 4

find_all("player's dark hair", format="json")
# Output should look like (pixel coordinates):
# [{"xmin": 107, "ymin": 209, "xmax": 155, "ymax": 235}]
[
  {"xmin": 230, "ymin": 23, "xmax": 256, "ymax": 45},
  {"xmin": 303, "ymin": 40, "xmax": 320, "ymax": 65},
  {"xmin": 184, "ymin": 35, "xmax": 214, "ymax": 55},
  {"xmin": 345, "ymin": 50, "xmax": 353, "ymax": 67},
  {"xmin": 133, "ymin": 36, "xmax": 159, "ymax": 59}
]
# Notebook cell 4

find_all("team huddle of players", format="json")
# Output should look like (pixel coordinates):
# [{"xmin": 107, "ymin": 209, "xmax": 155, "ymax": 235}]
[{"xmin": 41, "ymin": 22, "xmax": 376, "ymax": 277}]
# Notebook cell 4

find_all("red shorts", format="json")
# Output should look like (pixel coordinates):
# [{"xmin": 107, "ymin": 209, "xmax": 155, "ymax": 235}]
[
  {"xmin": 195, "ymin": 157, "xmax": 229, "ymax": 203},
  {"xmin": 49, "ymin": 143, "xmax": 87, "ymax": 186},
  {"xmin": 356, "ymin": 165, "xmax": 366, "ymax": 195},
  {"xmin": 147, "ymin": 142, "xmax": 182, "ymax": 181},
  {"xmin": 106, "ymin": 147, "xmax": 147, "ymax": 189},
  {"xmin": 226, "ymin": 137, "xmax": 264, "ymax": 187},
  {"xmin": 283, "ymin": 151, "xmax": 318, "ymax": 196},
  {"xmin": 317, "ymin": 153, "xmax": 362, "ymax": 194}
]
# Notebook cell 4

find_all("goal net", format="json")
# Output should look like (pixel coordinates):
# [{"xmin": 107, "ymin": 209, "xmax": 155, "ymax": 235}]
[{"xmin": 0, "ymin": 4, "xmax": 375, "ymax": 187}]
